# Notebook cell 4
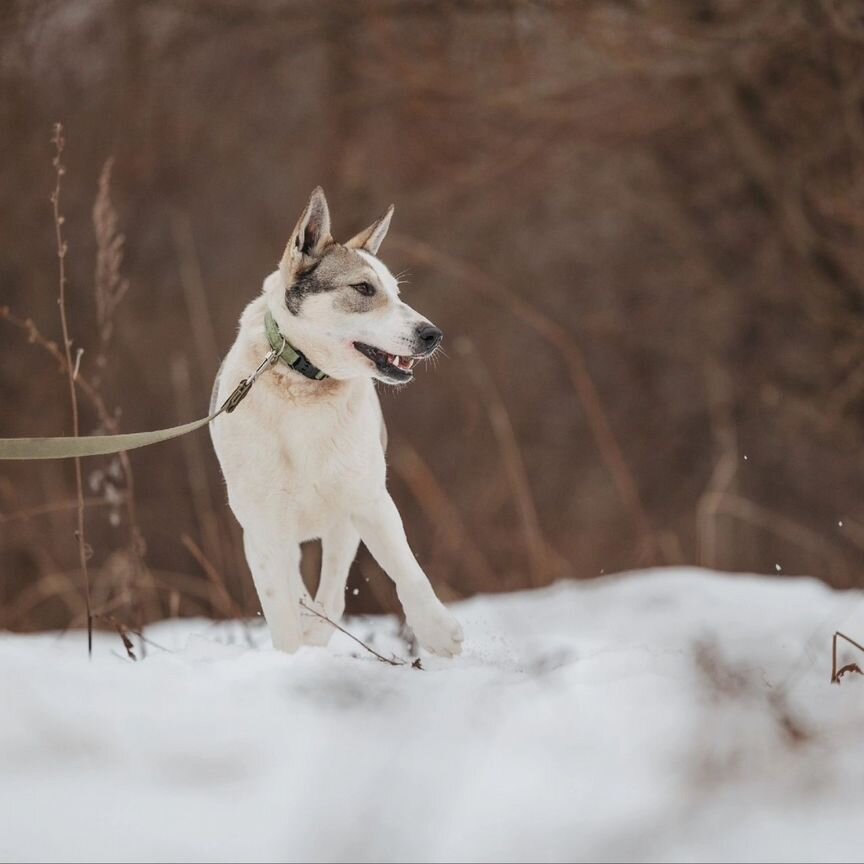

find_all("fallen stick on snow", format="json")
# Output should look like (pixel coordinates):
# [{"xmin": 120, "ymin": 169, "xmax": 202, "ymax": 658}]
[
  {"xmin": 831, "ymin": 631, "xmax": 864, "ymax": 684},
  {"xmin": 300, "ymin": 599, "xmax": 421, "ymax": 670}
]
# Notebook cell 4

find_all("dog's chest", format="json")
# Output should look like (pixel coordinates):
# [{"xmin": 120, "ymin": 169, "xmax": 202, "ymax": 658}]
[
  {"xmin": 214, "ymin": 368, "xmax": 385, "ymax": 533},
  {"xmin": 275, "ymin": 390, "xmax": 384, "ymax": 532}
]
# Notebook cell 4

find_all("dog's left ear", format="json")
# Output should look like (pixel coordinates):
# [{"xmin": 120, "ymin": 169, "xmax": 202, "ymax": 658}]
[
  {"xmin": 345, "ymin": 204, "xmax": 394, "ymax": 256},
  {"xmin": 281, "ymin": 187, "xmax": 333, "ymax": 276}
]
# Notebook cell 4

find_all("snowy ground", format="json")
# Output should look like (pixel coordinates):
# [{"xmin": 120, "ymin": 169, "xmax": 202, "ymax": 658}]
[{"xmin": 2, "ymin": 568, "xmax": 864, "ymax": 863}]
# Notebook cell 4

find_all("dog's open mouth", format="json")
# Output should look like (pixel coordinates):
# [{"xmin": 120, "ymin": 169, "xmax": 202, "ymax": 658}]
[{"xmin": 354, "ymin": 342, "xmax": 416, "ymax": 382}]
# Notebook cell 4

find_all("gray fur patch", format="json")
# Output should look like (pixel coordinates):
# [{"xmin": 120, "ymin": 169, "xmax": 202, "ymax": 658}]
[
  {"xmin": 284, "ymin": 245, "xmax": 381, "ymax": 315},
  {"xmin": 333, "ymin": 288, "xmax": 386, "ymax": 314},
  {"xmin": 285, "ymin": 260, "xmax": 325, "ymax": 315}
]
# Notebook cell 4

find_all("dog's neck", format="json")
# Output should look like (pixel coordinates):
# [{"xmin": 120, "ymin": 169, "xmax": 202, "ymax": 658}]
[
  {"xmin": 237, "ymin": 293, "xmax": 346, "ymax": 398},
  {"xmin": 264, "ymin": 310, "xmax": 328, "ymax": 381}
]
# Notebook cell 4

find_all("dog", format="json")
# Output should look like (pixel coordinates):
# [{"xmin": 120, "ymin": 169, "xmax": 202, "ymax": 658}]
[{"xmin": 210, "ymin": 187, "xmax": 463, "ymax": 657}]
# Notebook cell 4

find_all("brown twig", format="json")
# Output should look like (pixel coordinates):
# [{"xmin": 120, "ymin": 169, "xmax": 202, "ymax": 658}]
[
  {"xmin": 1, "ymin": 308, "xmax": 114, "ymax": 427},
  {"xmin": 0, "ymin": 309, "xmax": 144, "ymax": 542},
  {"xmin": 831, "ymin": 631, "xmax": 864, "ymax": 684},
  {"xmin": 93, "ymin": 612, "xmax": 172, "ymax": 659},
  {"xmin": 299, "ymin": 599, "xmax": 414, "ymax": 668},
  {"xmin": 109, "ymin": 616, "xmax": 136, "ymax": 660},
  {"xmin": 51, "ymin": 123, "xmax": 92, "ymax": 656},
  {"xmin": 0, "ymin": 496, "xmax": 114, "ymax": 524}
]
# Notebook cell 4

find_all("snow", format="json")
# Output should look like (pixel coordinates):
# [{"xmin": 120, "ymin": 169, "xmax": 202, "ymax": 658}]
[{"xmin": 2, "ymin": 568, "xmax": 864, "ymax": 863}]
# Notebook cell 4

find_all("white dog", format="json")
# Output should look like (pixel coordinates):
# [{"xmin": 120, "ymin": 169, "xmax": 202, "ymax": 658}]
[{"xmin": 210, "ymin": 188, "xmax": 463, "ymax": 657}]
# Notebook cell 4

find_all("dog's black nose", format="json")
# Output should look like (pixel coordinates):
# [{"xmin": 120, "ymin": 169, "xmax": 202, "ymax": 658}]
[{"xmin": 415, "ymin": 323, "xmax": 443, "ymax": 353}]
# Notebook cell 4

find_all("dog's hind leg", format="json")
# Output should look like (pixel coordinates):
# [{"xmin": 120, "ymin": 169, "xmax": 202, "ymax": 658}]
[
  {"xmin": 302, "ymin": 522, "xmax": 360, "ymax": 646},
  {"xmin": 353, "ymin": 494, "xmax": 463, "ymax": 658},
  {"xmin": 243, "ymin": 530, "xmax": 303, "ymax": 653}
]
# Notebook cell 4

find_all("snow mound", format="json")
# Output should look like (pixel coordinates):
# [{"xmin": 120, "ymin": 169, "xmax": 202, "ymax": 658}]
[{"xmin": 2, "ymin": 568, "xmax": 864, "ymax": 863}]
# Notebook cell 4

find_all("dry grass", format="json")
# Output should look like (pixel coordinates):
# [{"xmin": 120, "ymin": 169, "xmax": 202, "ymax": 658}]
[
  {"xmin": 7, "ymin": 121, "xmax": 241, "ymax": 647},
  {"xmin": 50, "ymin": 123, "xmax": 92, "ymax": 653},
  {"xmin": 4, "ymin": 1, "xmax": 864, "ymax": 632}
]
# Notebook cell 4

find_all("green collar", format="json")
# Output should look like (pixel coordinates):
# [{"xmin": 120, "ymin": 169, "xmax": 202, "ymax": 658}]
[{"xmin": 264, "ymin": 310, "xmax": 328, "ymax": 381}]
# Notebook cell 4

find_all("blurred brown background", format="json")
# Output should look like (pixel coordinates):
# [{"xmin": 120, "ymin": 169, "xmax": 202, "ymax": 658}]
[{"xmin": 3, "ymin": 0, "xmax": 864, "ymax": 633}]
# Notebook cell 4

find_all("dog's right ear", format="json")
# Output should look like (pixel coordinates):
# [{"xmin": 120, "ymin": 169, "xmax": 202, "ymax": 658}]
[
  {"xmin": 345, "ymin": 204, "xmax": 394, "ymax": 256},
  {"xmin": 281, "ymin": 187, "xmax": 332, "ymax": 277}
]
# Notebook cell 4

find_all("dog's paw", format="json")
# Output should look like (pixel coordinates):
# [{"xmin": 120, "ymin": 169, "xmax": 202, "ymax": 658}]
[
  {"xmin": 301, "ymin": 617, "xmax": 335, "ymax": 647},
  {"xmin": 270, "ymin": 630, "xmax": 302, "ymax": 654},
  {"xmin": 300, "ymin": 603, "xmax": 336, "ymax": 647},
  {"xmin": 407, "ymin": 603, "xmax": 464, "ymax": 658}
]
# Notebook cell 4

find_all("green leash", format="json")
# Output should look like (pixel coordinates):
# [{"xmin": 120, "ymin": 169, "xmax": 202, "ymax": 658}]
[
  {"xmin": 0, "ymin": 315, "xmax": 321, "ymax": 461},
  {"xmin": 0, "ymin": 412, "xmax": 226, "ymax": 461}
]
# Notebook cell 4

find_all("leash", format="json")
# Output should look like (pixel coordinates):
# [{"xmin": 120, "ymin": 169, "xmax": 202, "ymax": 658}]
[{"xmin": 0, "ymin": 342, "xmax": 283, "ymax": 461}]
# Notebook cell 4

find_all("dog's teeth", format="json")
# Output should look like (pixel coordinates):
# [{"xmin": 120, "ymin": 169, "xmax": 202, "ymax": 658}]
[{"xmin": 407, "ymin": 358, "xmax": 415, "ymax": 369}]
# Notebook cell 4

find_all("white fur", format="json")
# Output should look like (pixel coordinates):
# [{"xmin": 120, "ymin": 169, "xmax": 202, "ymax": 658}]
[{"xmin": 210, "ymin": 266, "xmax": 463, "ymax": 657}]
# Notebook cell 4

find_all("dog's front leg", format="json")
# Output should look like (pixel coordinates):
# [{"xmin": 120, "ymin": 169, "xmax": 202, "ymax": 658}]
[
  {"xmin": 243, "ymin": 530, "xmax": 303, "ymax": 653},
  {"xmin": 352, "ymin": 494, "xmax": 463, "ymax": 657},
  {"xmin": 302, "ymin": 522, "xmax": 360, "ymax": 647}
]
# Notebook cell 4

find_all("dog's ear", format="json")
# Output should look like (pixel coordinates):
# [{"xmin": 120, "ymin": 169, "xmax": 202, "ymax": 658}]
[
  {"xmin": 281, "ymin": 187, "xmax": 332, "ymax": 275},
  {"xmin": 345, "ymin": 204, "xmax": 394, "ymax": 256}
]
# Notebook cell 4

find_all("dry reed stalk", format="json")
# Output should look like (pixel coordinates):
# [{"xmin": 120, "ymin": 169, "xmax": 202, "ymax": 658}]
[
  {"xmin": 6, "ymin": 573, "xmax": 85, "ymax": 627},
  {"xmin": 170, "ymin": 210, "xmax": 244, "ymax": 594},
  {"xmin": 390, "ymin": 441, "xmax": 495, "ymax": 594},
  {"xmin": 172, "ymin": 356, "xmax": 226, "ymax": 575},
  {"xmin": 455, "ymin": 337, "xmax": 552, "ymax": 587},
  {"xmin": 355, "ymin": 554, "xmax": 399, "ymax": 614},
  {"xmin": 91, "ymin": 155, "xmax": 148, "ymax": 653},
  {"xmin": 696, "ymin": 362, "xmax": 738, "ymax": 569},
  {"xmin": 704, "ymin": 492, "xmax": 849, "ymax": 582},
  {"xmin": 3, "ymin": 150, "xmax": 148, "ymax": 647},
  {"xmin": 50, "ymin": 123, "xmax": 92, "ymax": 655},
  {"xmin": 92, "ymin": 158, "xmax": 129, "ymax": 378},
  {"xmin": 170, "ymin": 210, "xmax": 222, "ymax": 378},
  {"xmin": 180, "ymin": 533, "xmax": 244, "ymax": 620}
]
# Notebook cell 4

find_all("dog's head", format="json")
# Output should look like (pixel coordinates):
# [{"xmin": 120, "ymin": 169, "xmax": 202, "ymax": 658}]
[{"xmin": 268, "ymin": 187, "xmax": 442, "ymax": 384}]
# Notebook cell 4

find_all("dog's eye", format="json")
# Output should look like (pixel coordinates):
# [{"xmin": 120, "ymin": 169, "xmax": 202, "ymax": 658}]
[{"xmin": 351, "ymin": 281, "xmax": 375, "ymax": 297}]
